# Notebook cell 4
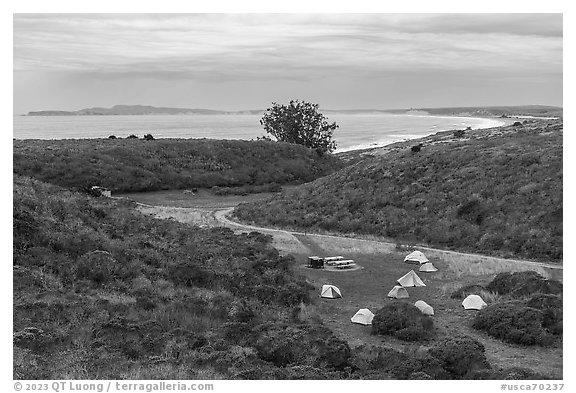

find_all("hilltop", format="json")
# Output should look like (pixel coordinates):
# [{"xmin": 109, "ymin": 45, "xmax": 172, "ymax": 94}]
[
  {"xmin": 13, "ymin": 138, "xmax": 343, "ymax": 193},
  {"xmin": 234, "ymin": 119, "xmax": 563, "ymax": 262}
]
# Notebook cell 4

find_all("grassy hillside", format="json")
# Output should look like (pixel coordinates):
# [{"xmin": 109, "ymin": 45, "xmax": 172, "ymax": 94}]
[
  {"xmin": 234, "ymin": 120, "xmax": 562, "ymax": 262},
  {"xmin": 13, "ymin": 176, "xmax": 559, "ymax": 379},
  {"xmin": 13, "ymin": 138, "xmax": 343, "ymax": 193},
  {"xmin": 13, "ymin": 175, "xmax": 353, "ymax": 379}
]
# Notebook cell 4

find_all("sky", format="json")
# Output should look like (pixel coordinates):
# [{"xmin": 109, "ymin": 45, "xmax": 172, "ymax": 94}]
[{"xmin": 13, "ymin": 13, "xmax": 563, "ymax": 114}]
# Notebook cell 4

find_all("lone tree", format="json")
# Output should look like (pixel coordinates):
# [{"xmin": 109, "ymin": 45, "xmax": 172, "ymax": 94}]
[{"xmin": 260, "ymin": 100, "xmax": 338, "ymax": 155}]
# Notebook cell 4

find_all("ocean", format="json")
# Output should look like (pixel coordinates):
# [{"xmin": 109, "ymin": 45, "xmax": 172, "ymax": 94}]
[{"xmin": 13, "ymin": 113, "xmax": 505, "ymax": 152}]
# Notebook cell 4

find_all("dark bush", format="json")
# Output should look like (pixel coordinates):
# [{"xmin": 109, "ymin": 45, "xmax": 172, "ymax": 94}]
[
  {"xmin": 127, "ymin": 134, "xmax": 138, "ymax": 139},
  {"xmin": 167, "ymin": 262, "xmax": 214, "ymax": 288},
  {"xmin": 310, "ymin": 335, "xmax": 351, "ymax": 370},
  {"xmin": 527, "ymin": 294, "xmax": 563, "ymax": 335},
  {"xmin": 429, "ymin": 335, "xmax": 490, "ymax": 378},
  {"xmin": 486, "ymin": 271, "xmax": 562, "ymax": 297},
  {"xmin": 411, "ymin": 144, "xmax": 422, "ymax": 153},
  {"xmin": 513, "ymin": 121, "xmax": 523, "ymax": 126},
  {"xmin": 450, "ymin": 284, "xmax": 486, "ymax": 299},
  {"xmin": 371, "ymin": 302, "xmax": 433, "ymax": 342},
  {"xmin": 143, "ymin": 134, "xmax": 155, "ymax": 141},
  {"xmin": 74, "ymin": 250, "xmax": 118, "ymax": 285},
  {"xmin": 108, "ymin": 135, "xmax": 117, "ymax": 139},
  {"xmin": 254, "ymin": 326, "xmax": 310, "ymax": 367},
  {"xmin": 453, "ymin": 130, "xmax": 466, "ymax": 138},
  {"xmin": 472, "ymin": 301, "xmax": 555, "ymax": 346}
]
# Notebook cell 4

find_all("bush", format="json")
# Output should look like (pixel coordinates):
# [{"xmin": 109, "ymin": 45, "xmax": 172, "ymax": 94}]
[
  {"xmin": 486, "ymin": 271, "xmax": 562, "ymax": 297},
  {"xmin": 428, "ymin": 335, "xmax": 490, "ymax": 378},
  {"xmin": 472, "ymin": 301, "xmax": 555, "ymax": 346},
  {"xmin": 74, "ymin": 250, "xmax": 118, "ymax": 285},
  {"xmin": 371, "ymin": 302, "xmax": 433, "ymax": 342},
  {"xmin": 450, "ymin": 284, "xmax": 486, "ymax": 299},
  {"xmin": 143, "ymin": 134, "xmax": 155, "ymax": 141},
  {"xmin": 526, "ymin": 294, "xmax": 562, "ymax": 335},
  {"xmin": 453, "ymin": 130, "xmax": 466, "ymax": 138}
]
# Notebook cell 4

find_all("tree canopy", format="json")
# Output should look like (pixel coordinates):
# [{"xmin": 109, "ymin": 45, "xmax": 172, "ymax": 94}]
[{"xmin": 260, "ymin": 100, "xmax": 338, "ymax": 155}]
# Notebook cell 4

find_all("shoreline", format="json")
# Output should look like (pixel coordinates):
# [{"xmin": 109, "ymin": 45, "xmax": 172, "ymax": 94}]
[{"xmin": 335, "ymin": 114, "xmax": 512, "ymax": 153}]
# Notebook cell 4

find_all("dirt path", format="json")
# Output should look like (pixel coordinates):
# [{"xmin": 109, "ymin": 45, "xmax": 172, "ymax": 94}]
[{"xmin": 214, "ymin": 207, "xmax": 562, "ymax": 275}]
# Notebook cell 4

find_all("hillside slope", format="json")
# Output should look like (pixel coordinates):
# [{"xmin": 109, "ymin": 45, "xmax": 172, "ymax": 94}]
[
  {"xmin": 14, "ymin": 175, "xmax": 360, "ymax": 379},
  {"xmin": 234, "ymin": 120, "xmax": 562, "ymax": 261},
  {"xmin": 13, "ymin": 138, "xmax": 343, "ymax": 193}
]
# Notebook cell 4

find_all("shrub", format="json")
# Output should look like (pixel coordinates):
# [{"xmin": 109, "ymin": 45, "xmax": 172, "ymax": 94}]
[
  {"xmin": 411, "ymin": 144, "xmax": 422, "ymax": 153},
  {"xmin": 310, "ymin": 335, "xmax": 351, "ymax": 370},
  {"xmin": 73, "ymin": 250, "xmax": 118, "ymax": 285},
  {"xmin": 108, "ymin": 135, "xmax": 117, "ymax": 139},
  {"xmin": 472, "ymin": 301, "xmax": 555, "ymax": 346},
  {"xmin": 127, "ymin": 134, "xmax": 138, "ymax": 139},
  {"xmin": 526, "ymin": 294, "xmax": 563, "ymax": 335},
  {"xmin": 486, "ymin": 271, "xmax": 562, "ymax": 297},
  {"xmin": 450, "ymin": 284, "xmax": 486, "ymax": 299},
  {"xmin": 143, "ymin": 134, "xmax": 155, "ymax": 141},
  {"xmin": 428, "ymin": 335, "xmax": 490, "ymax": 378},
  {"xmin": 371, "ymin": 302, "xmax": 433, "ymax": 342},
  {"xmin": 453, "ymin": 130, "xmax": 466, "ymax": 138}
]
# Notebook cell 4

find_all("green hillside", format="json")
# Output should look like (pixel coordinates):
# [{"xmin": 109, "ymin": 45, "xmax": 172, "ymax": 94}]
[
  {"xmin": 13, "ymin": 138, "xmax": 343, "ymax": 193},
  {"xmin": 14, "ymin": 175, "xmax": 358, "ymax": 379},
  {"xmin": 234, "ymin": 120, "xmax": 563, "ymax": 261}
]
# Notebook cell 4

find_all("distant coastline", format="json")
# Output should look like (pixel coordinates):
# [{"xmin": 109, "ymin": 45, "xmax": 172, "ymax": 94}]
[{"xmin": 23, "ymin": 104, "xmax": 563, "ymax": 118}]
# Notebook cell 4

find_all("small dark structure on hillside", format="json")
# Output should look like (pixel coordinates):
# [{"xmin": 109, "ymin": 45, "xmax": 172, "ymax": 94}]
[
  {"xmin": 90, "ymin": 186, "xmax": 111, "ymax": 197},
  {"xmin": 411, "ymin": 144, "xmax": 423, "ymax": 153},
  {"xmin": 308, "ymin": 256, "xmax": 324, "ymax": 269}
]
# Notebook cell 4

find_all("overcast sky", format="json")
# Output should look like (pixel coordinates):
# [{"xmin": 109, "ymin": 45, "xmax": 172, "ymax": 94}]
[{"xmin": 13, "ymin": 13, "xmax": 563, "ymax": 113}]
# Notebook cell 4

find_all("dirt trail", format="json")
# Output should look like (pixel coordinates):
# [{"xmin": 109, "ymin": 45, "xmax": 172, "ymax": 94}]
[{"xmin": 214, "ymin": 208, "xmax": 562, "ymax": 274}]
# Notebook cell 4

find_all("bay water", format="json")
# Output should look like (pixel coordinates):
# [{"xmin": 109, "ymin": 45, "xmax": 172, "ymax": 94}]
[{"xmin": 13, "ymin": 113, "xmax": 505, "ymax": 152}]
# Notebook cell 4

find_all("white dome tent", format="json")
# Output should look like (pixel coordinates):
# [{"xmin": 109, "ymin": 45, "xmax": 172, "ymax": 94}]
[
  {"xmin": 397, "ymin": 270, "xmax": 426, "ymax": 287},
  {"xmin": 387, "ymin": 285, "xmax": 409, "ymax": 299},
  {"xmin": 414, "ymin": 300, "xmax": 434, "ymax": 316},
  {"xmin": 462, "ymin": 294, "xmax": 487, "ymax": 310},
  {"xmin": 351, "ymin": 308, "xmax": 375, "ymax": 325},
  {"xmin": 419, "ymin": 262, "xmax": 438, "ymax": 272},
  {"xmin": 320, "ymin": 284, "xmax": 342, "ymax": 299},
  {"xmin": 404, "ymin": 250, "xmax": 429, "ymax": 264}
]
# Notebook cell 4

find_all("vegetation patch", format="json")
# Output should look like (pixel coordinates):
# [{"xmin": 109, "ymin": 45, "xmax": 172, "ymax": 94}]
[
  {"xmin": 472, "ymin": 301, "xmax": 558, "ymax": 346},
  {"xmin": 428, "ymin": 335, "xmax": 491, "ymax": 378},
  {"xmin": 13, "ymin": 138, "xmax": 343, "ymax": 193},
  {"xmin": 371, "ymin": 302, "xmax": 434, "ymax": 342},
  {"xmin": 486, "ymin": 271, "xmax": 562, "ymax": 297},
  {"xmin": 12, "ymin": 175, "xmax": 339, "ymax": 379}
]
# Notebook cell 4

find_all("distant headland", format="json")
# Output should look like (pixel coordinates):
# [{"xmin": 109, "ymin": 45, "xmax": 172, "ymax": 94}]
[{"xmin": 25, "ymin": 104, "xmax": 562, "ymax": 118}]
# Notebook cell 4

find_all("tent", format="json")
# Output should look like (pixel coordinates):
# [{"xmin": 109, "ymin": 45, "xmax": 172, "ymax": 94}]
[
  {"xmin": 397, "ymin": 270, "xmax": 426, "ymax": 287},
  {"xmin": 387, "ymin": 285, "xmax": 409, "ymax": 299},
  {"xmin": 419, "ymin": 262, "xmax": 438, "ymax": 273},
  {"xmin": 351, "ymin": 308, "xmax": 375, "ymax": 325},
  {"xmin": 462, "ymin": 294, "xmax": 487, "ymax": 310},
  {"xmin": 414, "ymin": 300, "xmax": 434, "ymax": 316},
  {"xmin": 320, "ymin": 284, "xmax": 342, "ymax": 299},
  {"xmin": 404, "ymin": 250, "xmax": 429, "ymax": 264}
]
